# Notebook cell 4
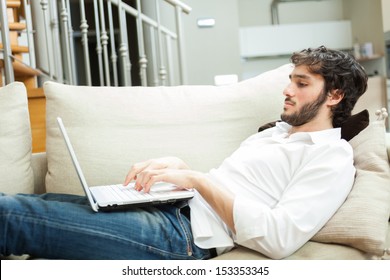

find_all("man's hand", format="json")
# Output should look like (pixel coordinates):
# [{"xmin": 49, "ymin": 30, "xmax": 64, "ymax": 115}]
[
  {"xmin": 123, "ymin": 157, "xmax": 190, "ymax": 188},
  {"xmin": 132, "ymin": 168, "xmax": 204, "ymax": 193},
  {"xmin": 124, "ymin": 157, "xmax": 236, "ymax": 233}
]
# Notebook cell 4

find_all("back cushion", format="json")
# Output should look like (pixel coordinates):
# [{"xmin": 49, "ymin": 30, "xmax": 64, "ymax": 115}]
[
  {"xmin": 0, "ymin": 82, "xmax": 34, "ymax": 194},
  {"xmin": 44, "ymin": 64, "xmax": 292, "ymax": 194}
]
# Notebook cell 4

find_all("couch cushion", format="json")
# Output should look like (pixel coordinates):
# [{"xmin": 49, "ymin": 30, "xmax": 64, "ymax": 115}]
[
  {"xmin": 312, "ymin": 116, "xmax": 390, "ymax": 256},
  {"xmin": 214, "ymin": 241, "xmax": 367, "ymax": 260},
  {"xmin": 44, "ymin": 64, "xmax": 292, "ymax": 194},
  {"xmin": 0, "ymin": 82, "xmax": 34, "ymax": 194},
  {"xmin": 340, "ymin": 109, "xmax": 369, "ymax": 141}
]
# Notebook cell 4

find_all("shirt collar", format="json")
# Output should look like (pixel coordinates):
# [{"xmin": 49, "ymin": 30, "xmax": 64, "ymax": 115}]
[{"xmin": 274, "ymin": 121, "xmax": 342, "ymax": 144}]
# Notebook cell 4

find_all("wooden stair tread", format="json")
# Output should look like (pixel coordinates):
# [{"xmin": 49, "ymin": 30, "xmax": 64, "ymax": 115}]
[
  {"xmin": 27, "ymin": 87, "xmax": 44, "ymax": 99},
  {"xmin": 7, "ymin": 0, "xmax": 22, "ymax": 8},
  {"xmin": 0, "ymin": 59, "xmax": 41, "ymax": 77},
  {"xmin": 13, "ymin": 60, "xmax": 41, "ymax": 77},
  {"xmin": 7, "ymin": 22, "xmax": 26, "ymax": 31},
  {"xmin": 0, "ymin": 43, "xmax": 29, "ymax": 53},
  {"xmin": 27, "ymin": 88, "xmax": 46, "ymax": 153}
]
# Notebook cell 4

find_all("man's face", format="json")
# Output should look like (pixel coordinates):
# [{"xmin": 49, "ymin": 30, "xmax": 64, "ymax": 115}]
[{"xmin": 281, "ymin": 65, "xmax": 327, "ymax": 126}]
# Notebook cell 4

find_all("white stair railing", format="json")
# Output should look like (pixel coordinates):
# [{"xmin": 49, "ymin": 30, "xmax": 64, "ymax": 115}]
[
  {"xmin": 107, "ymin": 1, "xmax": 118, "ymax": 86},
  {"xmin": 136, "ymin": 0, "xmax": 147, "ymax": 87},
  {"xmin": 0, "ymin": 0, "xmax": 14, "ymax": 83},
  {"xmin": 79, "ymin": 0, "xmax": 91, "ymax": 85},
  {"xmin": 0, "ymin": 0, "xmax": 191, "ymax": 87},
  {"xmin": 116, "ymin": 0, "xmax": 131, "ymax": 86}
]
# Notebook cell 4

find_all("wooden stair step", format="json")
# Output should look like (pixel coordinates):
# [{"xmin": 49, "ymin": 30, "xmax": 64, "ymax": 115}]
[
  {"xmin": 13, "ymin": 60, "xmax": 41, "ymax": 77},
  {"xmin": 27, "ymin": 87, "xmax": 45, "ymax": 99},
  {"xmin": 0, "ymin": 59, "xmax": 41, "ymax": 77},
  {"xmin": 0, "ymin": 43, "xmax": 29, "ymax": 53},
  {"xmin": 27, "ymin": 87, "xmax": 46, "ymax": 153},
  {"xmin": 6, "ymin": 22, "xmax": 26, "ymax": 31},
  {"xmin": 7, "ymin": 0, "xmax": 22, "ymax": 8}
]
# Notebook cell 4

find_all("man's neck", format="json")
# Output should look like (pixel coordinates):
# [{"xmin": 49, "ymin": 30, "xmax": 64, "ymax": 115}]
[{"xmin": 289, "ymin": 119, "xmax": 334, "ymax": 134}]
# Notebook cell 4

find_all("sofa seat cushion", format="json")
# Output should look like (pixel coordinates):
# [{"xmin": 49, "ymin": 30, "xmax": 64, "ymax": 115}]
[
  {"xmin": 213, "ymin": 241, "xmax": 367, "ymax": 260},
  {"xmin": 43, "ymin": 64, "xmax": 292, "ymax": 195},
  {"xmin": 0, "ymin": 82, "xmax": 34, "ymax": 194}
]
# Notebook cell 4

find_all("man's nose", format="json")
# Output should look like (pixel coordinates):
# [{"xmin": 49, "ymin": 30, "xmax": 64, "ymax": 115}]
[{"xmin": 283, "ymin": 84, "xmax": 294, "ymax": 96}]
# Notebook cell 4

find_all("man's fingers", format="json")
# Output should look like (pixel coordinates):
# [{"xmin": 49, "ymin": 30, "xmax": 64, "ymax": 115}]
[
  {"xmin": 135, "ymin": 170, "xmax": 167, "ymax": 193},
  {"xmin": 124, "ymin": 160, "xmax": 151, "ymax": 185}
]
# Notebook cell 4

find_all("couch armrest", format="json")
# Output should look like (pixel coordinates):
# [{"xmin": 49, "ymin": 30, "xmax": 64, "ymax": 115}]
[{"xmin": 31, "ymin": 152, "xmax": 47, "ymax": 194}]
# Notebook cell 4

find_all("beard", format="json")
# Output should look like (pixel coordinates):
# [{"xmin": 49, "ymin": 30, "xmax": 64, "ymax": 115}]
[{"xmin": 281, "ymin": 90, "xmax": 328, "ymax": 127}]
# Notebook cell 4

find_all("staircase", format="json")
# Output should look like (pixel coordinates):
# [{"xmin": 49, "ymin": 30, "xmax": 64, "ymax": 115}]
[
  {"xmin": 0, "ymin": 0, "xmax": 45, "ymax": 153},
  {"xmin": 0, "ymin": 1, "xmax": 40, "ymax": 86},
  {"xmin": 1, "ymin": 0, "xmax": 191, "ymax": 153}
]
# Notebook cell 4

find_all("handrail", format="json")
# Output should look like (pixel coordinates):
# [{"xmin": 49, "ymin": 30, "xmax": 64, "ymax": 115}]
[
  {"xmin": 164, "ymin": 0, "xmax": 192, "ymax": 14},
  {"xmin": 110, "ymin": 0, "xmax": 178, "ymax": 39},
  {"xmin": 0, "ymin": 0, "xmax": 14, "ymax": 83}
]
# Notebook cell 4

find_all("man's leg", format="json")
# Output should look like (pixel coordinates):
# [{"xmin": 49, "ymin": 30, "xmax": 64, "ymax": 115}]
[{"xmin": 0, "ymin": 193, "xmax": 212, "ymax": 259}]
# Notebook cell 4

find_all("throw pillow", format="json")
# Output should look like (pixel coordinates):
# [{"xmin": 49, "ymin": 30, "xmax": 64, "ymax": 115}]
[
  {"xmin": 311, "ymin": 114, "xmax": 390, "ymax": 256},
  {"xmin": 340, "ymin": 109, "xmax": 369, "ymax": 141},
  {"xmin": 258, "ymin": 109, "xmax": 369, "ymax": 141},
  {"xmin": 0, "ymin": 82, "xmax": 34, "ymax": 194}
]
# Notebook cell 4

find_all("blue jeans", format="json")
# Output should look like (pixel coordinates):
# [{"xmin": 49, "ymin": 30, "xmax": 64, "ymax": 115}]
[{"xmin": 0, "ymin": 193, "xmax": 214, "ymax": 260}]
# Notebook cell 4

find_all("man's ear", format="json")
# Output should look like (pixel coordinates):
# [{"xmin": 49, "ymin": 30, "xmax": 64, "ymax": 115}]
[{"xmin": 327, "ymin": 89, "xmax": 344, "ymax": 106}]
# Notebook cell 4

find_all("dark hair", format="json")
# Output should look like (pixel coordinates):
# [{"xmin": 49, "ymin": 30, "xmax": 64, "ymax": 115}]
[{"xmin": 290, "ymin": 46, "xmax": 368, "ymax": 127}]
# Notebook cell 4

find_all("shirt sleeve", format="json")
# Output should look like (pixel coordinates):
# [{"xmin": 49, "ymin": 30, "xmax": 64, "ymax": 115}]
[{"xmin": 232, "ymin": 141, "xmax": 355, "ymax": 259}]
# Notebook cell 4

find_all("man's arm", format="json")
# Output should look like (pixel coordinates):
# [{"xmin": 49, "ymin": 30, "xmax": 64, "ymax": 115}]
[{"xmin": 124, "ymin": 158, "xmax": 236, "ymax": 233}]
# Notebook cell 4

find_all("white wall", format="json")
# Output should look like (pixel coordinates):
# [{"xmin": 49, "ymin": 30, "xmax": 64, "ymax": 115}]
[
  {"xmin": 238, "ymin": 0, "xmax": 343, "ymax": 26},
  {"xmin": 179, "ymin": 0, "xmax": 386, "ymax": 84},
  {"xmin": 181, "ymin": 0, "xmax": 346, "ymax": 83},
  {"xmin": 238, "ymin": 0, "xmax": 346, "ymax": 79},
  {"xmin": 343, "ymin": 0, "xmax": 385, "ymax": 55},
  {"xmin": 182, "ymin": 0, "xmax": 241, "ymax": 85},
  {"xmin": 382, "ymin": 0, "xmax": 390, "ymax": 32}
]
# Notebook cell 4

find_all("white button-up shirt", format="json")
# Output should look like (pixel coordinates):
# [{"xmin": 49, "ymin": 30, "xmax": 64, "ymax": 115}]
[{"xmin": 189, "ymin": 122, "xmax": 355, "ymax": 259}]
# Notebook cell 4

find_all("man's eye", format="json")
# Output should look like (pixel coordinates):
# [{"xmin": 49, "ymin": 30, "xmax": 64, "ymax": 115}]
[{"xmin": 297, "ymin": 82, "xmax": 307, "ymax": 87}]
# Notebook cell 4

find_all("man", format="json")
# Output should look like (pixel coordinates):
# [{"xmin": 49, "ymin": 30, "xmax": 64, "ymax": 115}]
[{"xmin": 0, "ymin": 46, "xmax": 368, "ymax": 259}]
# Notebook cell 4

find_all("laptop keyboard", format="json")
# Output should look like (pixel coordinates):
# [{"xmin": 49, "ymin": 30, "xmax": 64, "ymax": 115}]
[{"xmin": 91, "ymin": 184, "xmax": 177, "ymax": 203}]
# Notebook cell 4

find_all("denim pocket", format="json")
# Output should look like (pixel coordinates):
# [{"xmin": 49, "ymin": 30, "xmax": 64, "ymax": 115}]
[
  {"xmin": 174, "ymin": 202, "xmax": 193, "ymax": 257},
  {"xmin": 173, "ymin": 201, "xmax": 213, "ymax": 260}
]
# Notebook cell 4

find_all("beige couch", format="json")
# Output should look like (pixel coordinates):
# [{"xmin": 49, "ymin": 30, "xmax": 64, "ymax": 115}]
[{"xmin": 1, "ymin": 64, "xmax": 390, "ymax": 260}]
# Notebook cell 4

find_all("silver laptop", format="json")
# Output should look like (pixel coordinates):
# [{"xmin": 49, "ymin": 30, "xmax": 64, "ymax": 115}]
[{"xmin": 57, "ymin": 117, "xmax": 194, "ymax": 212}]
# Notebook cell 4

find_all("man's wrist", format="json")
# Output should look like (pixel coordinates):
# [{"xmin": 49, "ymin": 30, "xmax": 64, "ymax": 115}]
[{"xmin": 191, "ymin": 172, "xmax": 211, "ymax": 192}]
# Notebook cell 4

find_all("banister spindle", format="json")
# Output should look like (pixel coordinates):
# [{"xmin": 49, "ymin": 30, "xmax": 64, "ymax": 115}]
[
  {"xmin": 98, "ymin": 0, "xmax": 111, "ymax": 86},
  {"xmin": 79, "ymin": 0, "xmax": 92, "ymax": 86},
  {"xmin": 149, "ymin": 26, "xmax": 159, "ymax": 86},
  {"xmin": 174, "ymin": 4, "xmax": 187, "ymax": 84},
  {"xmin": 154, "ymin": 0, "xmax": 167, "ymax": 85},
  {"xmin": 23, "ymin": 0, "xmax": 36, "ymax": 69},
  {"xmin": 59, "ymin": 0, "xmax": 73, "ymax": 84},
  {"xmin": 165, "ymin": 33, "xmax": 174, "ymax": 86},
  {"xmin": 65, "ymin": 0, "xmax": 77, "ymax": 84},
  {"xmin": 107, "ymin": 1, "xmax": 118, "ymax": 86},
  {"xmin": 49, "ymin": 1, "xmax": 63, "ymax": 82},
  {"xmin": 136, "ymin": 0, "xmax": 148, "ymax": 86},
  {"xmin": 93, "ymin": 0, "xmax": 104, "ymax": 85},
  {"xmin": 40, "ymin": 0, "xmax": 53, "ymax": 79},
  {"xmin": 117, "ymin": 0, "xmax": 131, "ymax": 86},
  {"xmin": 0, "ymin": 0, "xmax": 14, "ymax": 83}
]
